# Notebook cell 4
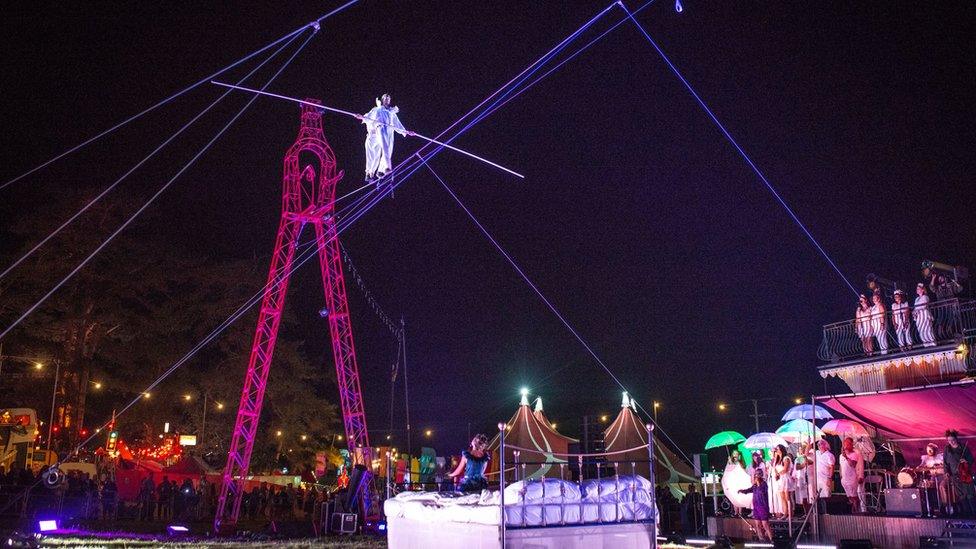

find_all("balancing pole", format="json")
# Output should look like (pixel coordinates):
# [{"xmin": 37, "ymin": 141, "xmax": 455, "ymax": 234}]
[{"xmin": 211, "ymin": 81, "xmax": 524, "ymax": 179}]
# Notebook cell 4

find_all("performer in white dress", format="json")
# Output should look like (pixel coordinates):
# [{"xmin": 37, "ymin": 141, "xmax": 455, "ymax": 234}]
[
  {"xmin": 840, "ymin": 437, "xmax": 865, "ymax": 514},
  {"xmin": 358, "ymin": 93, "xmax": 413, "ymax": 183},
  {"xmin": 891, "ymin": 289, "xmax": 913, "ymax": 350},
  {"xmin": 913, "ymin": 283, "xmax": 937, "ymax": 347},
  {"xmin": 815, "ymin": 439, "xmax": 836, "ymax": 499}
]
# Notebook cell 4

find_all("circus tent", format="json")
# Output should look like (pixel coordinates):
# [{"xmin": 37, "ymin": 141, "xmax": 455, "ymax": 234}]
[
  {"xmin": 533, "ymin": 396, "xmax": 579, "ymax": 445},
  {"xmin": 488, "ymin": 391, "xmax": 575, "ymax": 481},
  {"xmin": 603, "ymin": 393, "xmax": 697, "ymax": 490}
]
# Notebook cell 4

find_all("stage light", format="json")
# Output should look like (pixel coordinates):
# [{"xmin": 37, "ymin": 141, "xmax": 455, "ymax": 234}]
[
  {"xmin": 37, "ymin": 519, "xmax": 58, "ymax": 532},
  {"xmin": 675, "ymin": 0, "xmax": 683, "ymax": 13},
  {"xmin": 386, "ymin": 434, "xmax": 391, "ymax": 440},
  {"xmin": 167, "ymin": 525, "xmax": 189, "ymax": 537},
  {"xmin": 318, "ymin": 307, "xmax": 330, "ymax": 318},
  {"xmin": 216, "ymin": 402, "xmax": 225, "ymax": 410},
  {"xmin": 35, "ymin": 362, "xmax": 44, "ymax": 370},
  {"xmin": 550, "ymin": 423, "xmax": 557, "ymax": 429},
  {"xmin": 519, "ymin": 387, "xmax": 529, "ymax": 396}
]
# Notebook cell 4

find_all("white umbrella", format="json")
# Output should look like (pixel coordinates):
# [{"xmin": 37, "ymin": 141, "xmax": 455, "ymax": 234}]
[
  {"xmin": 743, "ymin": 432, "xmax": 789, "ymax": 450},
  {"xmin": 781, "ymin": 404, "xmax": 833, "ymax": 422}
]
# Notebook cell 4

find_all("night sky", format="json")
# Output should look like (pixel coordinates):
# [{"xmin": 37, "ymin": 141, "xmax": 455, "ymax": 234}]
[{"xmin": 2, "ymin": 1, "xmax": 974, "ymax": 459}]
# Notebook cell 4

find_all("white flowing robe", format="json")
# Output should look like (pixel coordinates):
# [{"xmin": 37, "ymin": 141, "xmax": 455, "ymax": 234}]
[{"xmin": 363, "ymin": 105, "xmax": 407, "ymax": 177}]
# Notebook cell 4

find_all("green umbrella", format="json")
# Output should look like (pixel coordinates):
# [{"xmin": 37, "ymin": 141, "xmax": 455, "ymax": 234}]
[
  {"xmin": 705, "ymin": 430, "xmax": 747, "ymax": 450},
  {"xmin": 776, "ymin": 418, "xmax": 824, "ymax": 443}
]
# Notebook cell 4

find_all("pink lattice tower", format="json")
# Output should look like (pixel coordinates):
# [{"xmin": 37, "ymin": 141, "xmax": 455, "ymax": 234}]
[{"xmin": 214, "ymin": 100, "xmax": 369, "ymax": 531}]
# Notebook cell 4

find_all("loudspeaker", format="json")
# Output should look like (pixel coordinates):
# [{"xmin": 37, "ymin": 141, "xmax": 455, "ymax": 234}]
[
  {"xmin": 330, "ymin": 512, "xmax": 357, "ymax": 534},
  {"xmin": 884, "ymin": 488, "xmax": 922, "ymax": 516},
  {"xmin": 823, "ymin": 494, "xmax": 850, "ymax": 514},
  {"xmin": 839, "ymin": 540, "xmax": 872, "ymax": 549}
]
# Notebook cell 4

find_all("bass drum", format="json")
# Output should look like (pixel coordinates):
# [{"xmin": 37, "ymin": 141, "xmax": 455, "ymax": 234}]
[{"xmin": 896, "ymin": 467, "xmax": 916, "ymax": 488}]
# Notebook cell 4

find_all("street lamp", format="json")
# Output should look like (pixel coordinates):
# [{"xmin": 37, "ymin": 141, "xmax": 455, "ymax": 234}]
[
  {"xmin": 92, "ymin": 381, "xmax": 102, "ymax": 390},
  {"xmin": 424, "ymin": 429, "xmax": 432, "ymax": 438},
  {"xmin": 35, "ymin": 362, "xmax": 44, "ymax": 370},
  {"xmin": 183, "ymin": 394, "xmax": 192, "ymax": 402},
  {"xmin": 143, "ymin": 392, "xmax": 151, "ymax": 399},
  {"xmin": 718, "ymin": 403, "xmax": 727, "ymax": 412}
]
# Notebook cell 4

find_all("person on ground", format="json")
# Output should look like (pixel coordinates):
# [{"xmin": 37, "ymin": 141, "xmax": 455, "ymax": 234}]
[{"xmin": 447, "ymin": 433, "xmax": 491, "ymax": 493}]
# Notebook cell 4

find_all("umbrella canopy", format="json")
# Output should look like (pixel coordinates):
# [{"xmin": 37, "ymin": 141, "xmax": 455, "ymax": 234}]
[
  {"xmin": 743, "ymin": 432, "xmax": 789, "ymax": 450},
  {"xmin": 781, "ymin": 404, "xmax": 834, "ymax": 422},
  {"xmin": 705, "ymin": 431, "xmax": 747, "ymax": 450},
  {"xmin": 822, "ymin": 419, "xmax": 871, "ymax": 438},
  {"xmin": 776, "ymin": 419, "xmax": 824, "ymax": 442}
]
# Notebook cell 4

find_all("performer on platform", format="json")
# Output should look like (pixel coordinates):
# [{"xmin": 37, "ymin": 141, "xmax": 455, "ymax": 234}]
[
  {"xmin": 870, "ymin": 292, "xmax": 889, "ymax": 354},
  {"xmin": 840, "ymin": 437, "xmax": 865, "ymax": 514},
  {"xmin": 919, "ymin": 442, "xmax": 947, "ymax": 515},
  {"xmin": 855, "ymin": 295, "xmax": 874, "ymax": 354},
  {"xmin": 814, "ymin": 439, "xmax": 836, "ymax": 511},
  {"xmin": 739, "ymin": 468, "xmax": 773, "ymax": 542},
  {"xmin": 357, "ymin": 93, "xmax": 414, "ymax": 184},
  {"xmin": 891, "ymin": 289, "xmax": 913, "ymax": 350},
  {"xmin": 793, "ymin": 442, "xmax": 813, "ymax": 517},
  {"xmin": 769, "ymin": 444, "xmax": 793, "ymax": 521},
  {"xmin": 944, "ymin": 430, "xmax": 975, "ymax": 517},
  {"xmin": 913, "ymin": 283, "xmax": 937, "ymax": 347},
  {"xmin": 447, "ymin": 433, "xmax": 491, "ymax": 493},
  {"xmin": 726, "ymin": 450, "xmax": 747, "ymax": 516}
]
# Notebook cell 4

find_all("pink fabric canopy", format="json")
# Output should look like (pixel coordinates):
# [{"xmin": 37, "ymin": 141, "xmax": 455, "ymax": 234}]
[{"xmin": 822, "ymin": 381, "xmax": 976, "ymax": 457}]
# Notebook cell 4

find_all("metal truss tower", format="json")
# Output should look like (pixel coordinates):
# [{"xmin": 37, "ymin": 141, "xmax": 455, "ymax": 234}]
[{"xmin": 215, "ymin": 100, "xmax": 369, "ymax": 531}]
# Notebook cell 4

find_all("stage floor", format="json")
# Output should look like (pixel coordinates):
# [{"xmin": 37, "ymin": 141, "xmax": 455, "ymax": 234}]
[{"xmin": 709, "ymin": 513, "xmax": 976, "ymax": 548}]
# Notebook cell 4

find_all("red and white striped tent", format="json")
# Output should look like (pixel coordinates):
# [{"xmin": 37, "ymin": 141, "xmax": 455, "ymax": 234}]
[
  {"xmin": 604, "ymin": 393, "xmax": 697, "ymax": 489},
  {"xmin": 488, "ymin": 392, "xmax": 577, "ymax": 481}
]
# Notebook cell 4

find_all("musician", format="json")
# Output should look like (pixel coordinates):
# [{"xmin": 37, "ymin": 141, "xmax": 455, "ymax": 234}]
[
  {"xmin": 944, "ymin": 430, "xmax": 975, "ymax": 517},
  {"xmin": 918, "ymin": 443, "xmax": 947, "ymax": 515}
]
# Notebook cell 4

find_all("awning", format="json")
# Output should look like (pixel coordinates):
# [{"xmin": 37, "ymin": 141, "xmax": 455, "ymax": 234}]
[{"xmin": 821, "ymin": 380, "xmax": 976, "ymax": 457}]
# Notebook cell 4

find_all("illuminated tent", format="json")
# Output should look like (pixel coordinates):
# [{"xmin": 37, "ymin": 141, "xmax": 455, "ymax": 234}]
[
  {"xmin": 488, "ymin": 392, "xmax": 575, "ymax": 480},
  {"xmin": 533, "ymin": 396, "xmax": 579, "ymax": 445},
  {"xmin": 603, "ymin": 393, "xmax": 697, "ymax": 489}
]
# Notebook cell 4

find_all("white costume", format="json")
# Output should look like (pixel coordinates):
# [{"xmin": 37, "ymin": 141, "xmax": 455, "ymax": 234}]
[
  {"xmin": 891, "ymin": 296, "xmax": 913, "ymax": 349},
  {"xmin": 840, "ymin": 449, "xmax": 866, "ymax": 511},
  {"xmin": 793, "ymin": 454, "xmax": 809, "ymax": 504},
  {"xmin": 870, "ymin": 302, "xmax": 889, "ymax": 354},
  {"xmin": 913, "ymin": 290, "xmax": 936, "ymax": 347},
  {"xmin": 363, "ymin": 97, "xmax": 408, "ymax": 180},
  {"xmin": 855, "ymin": 304, "xmax": 873, "ymax": 353},
  {"xmin": 814, "ymin": 449, "xmax": 835, "ymax": 498}
]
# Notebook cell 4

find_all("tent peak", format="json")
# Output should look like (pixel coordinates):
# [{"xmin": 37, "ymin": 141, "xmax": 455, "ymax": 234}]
[
  {"xmin": 534, "ymin": 396, "xmax": 543, "ymax": 412},
  {"xmin": 622, "ymin": 392, "xmax": 630, "ymax": 408}
]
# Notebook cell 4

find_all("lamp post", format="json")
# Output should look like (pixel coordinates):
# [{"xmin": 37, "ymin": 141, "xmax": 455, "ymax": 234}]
[
  {"xmin": 47, "ymin": 360, "xmax": 61, "ymax": 450},
  {"xmin": 653, "ymin": 401, "xmax": 661, "ymax": 423}
]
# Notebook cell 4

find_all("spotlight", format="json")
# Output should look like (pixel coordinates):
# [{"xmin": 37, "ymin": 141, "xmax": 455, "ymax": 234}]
[
  {"xmin": 318, "ymin": 307, "xmax": 330, "ymax": 318},
  {"xmin": 675, "ymin": 0, "xmax": 683, "ymax": 13},
  {"xmin": 37, "ymin": 520, "xmax": 58, "ymax": 532}
]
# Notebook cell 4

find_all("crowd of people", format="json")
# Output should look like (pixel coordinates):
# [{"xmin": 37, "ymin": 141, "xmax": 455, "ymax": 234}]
[
  {"xmin": 0, "ymin": 465, "xmax": 326, "ymax": 524},
  {"xmin": 724, "ymin": 430, "xmax": 975, "ymax": 542}
]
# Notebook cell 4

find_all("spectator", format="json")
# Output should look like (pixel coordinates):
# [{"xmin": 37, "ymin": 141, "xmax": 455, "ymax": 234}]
[
  {"xmin": 840, "ymin": 437, "xmax": 865, "ymax": 514},
  {"xmin": 913, "ymin": 283, "xmax": 937, "ymax": 347},
  {"xmin": 138, "ymin": 476, "xmax": 155, "ymax": 521},
  {"xmin": 870, "ymin": 292, "xmax": 889, "ymax": 355},
  {"xmin": 855, "ymin": 295, "xmax": 874, "ymax": 354},
  {"xmin": 157, "ymin": 476, "xmax": 172, "ymax": 520},
  {"xmin": 891, "ymin": 289, "xmax": 913, "ymax": 350},
  {"xmin": 248, "ymin": 485, "xmax": 261, "ymax": 520},
  {"xmin": 101, "ymin": 477, "xmax": 118, "ymax": 519}
]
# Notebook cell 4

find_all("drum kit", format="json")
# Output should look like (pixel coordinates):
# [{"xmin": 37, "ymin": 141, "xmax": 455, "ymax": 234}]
[{"xmin": 891, "ymin": 464, "xmax": 945, "ymax": 516}]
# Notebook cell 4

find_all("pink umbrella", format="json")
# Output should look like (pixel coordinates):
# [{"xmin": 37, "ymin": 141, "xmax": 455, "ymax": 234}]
[{"xmin": 822, "ymin": 419, "xmax": 870, "ymax": 438}]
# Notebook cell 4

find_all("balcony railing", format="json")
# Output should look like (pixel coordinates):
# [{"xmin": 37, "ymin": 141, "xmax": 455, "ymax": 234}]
[{"xmin": 818, "ymin": 298, "xmax": 974, "ymax": 363}]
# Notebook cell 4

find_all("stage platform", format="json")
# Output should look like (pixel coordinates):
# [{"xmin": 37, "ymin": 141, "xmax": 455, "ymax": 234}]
[{"xmin": 708, "ymin": 514, "xmax": 976, "ymax": 548}]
